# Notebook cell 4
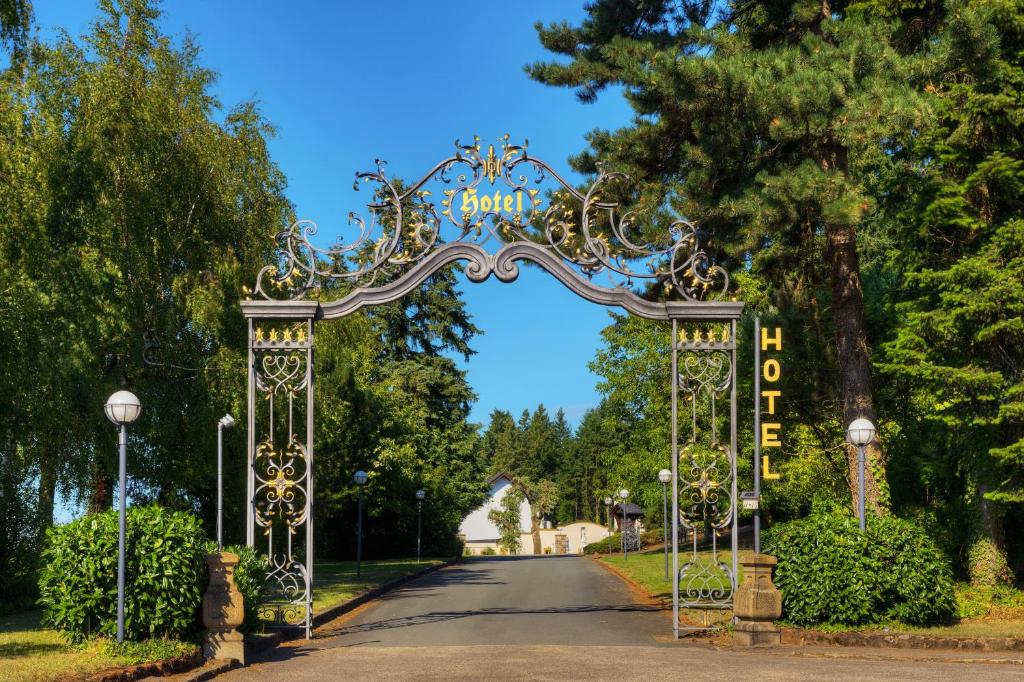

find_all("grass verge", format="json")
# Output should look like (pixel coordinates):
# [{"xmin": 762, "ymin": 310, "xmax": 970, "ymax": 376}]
[
  {"xmin": 0, "ymin": 611, "xmax": 197, "ymax": 682},
  {"xmin": 312, "ymin": 558, "xmax": 444, "ymax": 612}
]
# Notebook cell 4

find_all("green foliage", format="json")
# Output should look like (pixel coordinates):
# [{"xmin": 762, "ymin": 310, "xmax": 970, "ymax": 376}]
[
  {"xmin": 38, "ymin": 506, "xmax": 208, "ymax": 642},
  {"xmin": 488, "ymin": 487, "xmax": 524, "ymax": 555},
  {"xmin": 582, "ymin": 529, "xmax": 662, "ymax": 555},
  {"xmin": 219, "ymin": 545, "xmax": 269, "ymax": 634},
  {"xmin": 100, "ymin": 638, "xmax": 198, "ymax": 666},
  {"xmin": 480, "ymin": 546, "xmax": 497, "ymax": 556},
  {"xmin": 0, "ymin": 445, "xmax": 39, "ymax": 614},
  {"xmin": 764, "ymin": 513, "xmax": 956, "ymax": 626}
]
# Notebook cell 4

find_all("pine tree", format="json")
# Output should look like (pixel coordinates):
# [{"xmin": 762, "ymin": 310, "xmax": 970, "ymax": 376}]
[
  {"xmin": 527, "ymin": 0, "xmax": 930, "ymax": 514},
  {"xmin": 877, "ymin": 0, "xmax": 1024, "ymax": 584}
]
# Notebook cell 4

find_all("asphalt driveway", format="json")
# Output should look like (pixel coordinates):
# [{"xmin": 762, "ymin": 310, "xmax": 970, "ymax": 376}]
[{"xmin": 219, "ymin": 556, "xmax": 1022, "ymax": 680}]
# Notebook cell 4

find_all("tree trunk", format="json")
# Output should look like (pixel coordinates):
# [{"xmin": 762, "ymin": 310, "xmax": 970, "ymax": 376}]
[
  {"xmin": 824, "ymin": 217, "xmax": 889, "ymax": 515},
  {"xmin": 531, "ymin": 515, "xmax": 541, "ymax": 555},
  {"xmin": 37, "ymin": 443, "xmax": 57, "ymax": 535},
  {"xmin": 968, "ymin": 480, "xmax": 1012, "ymax": 586},
  {"xmin": 88, "ymin": 463, "xmax": 112, "ymax": 514}
]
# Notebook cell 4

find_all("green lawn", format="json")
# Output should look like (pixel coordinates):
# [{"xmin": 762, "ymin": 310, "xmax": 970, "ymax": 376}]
[
  {"xmin": 599, "ymin": 551, "xmax": 746, "ymax": 603},
  {"xmin": 0, "ymin": 611, "xmax": 196, "ymax": 682},
  {"xmin": 312, "ymin": 558, "xmax": 443, "ymax": 612}
]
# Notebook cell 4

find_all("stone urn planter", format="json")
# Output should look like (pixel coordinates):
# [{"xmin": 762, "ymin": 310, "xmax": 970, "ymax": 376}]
[
  {"xmin": 202, "ymin": 552, "xmax": 246, "ymax": 663},
  {"xmin": 733, "ymin": 553, "xmax": 783, "ymax": 646}
]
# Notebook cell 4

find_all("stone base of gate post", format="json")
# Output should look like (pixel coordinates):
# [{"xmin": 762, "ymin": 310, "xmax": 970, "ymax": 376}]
[
  {"xmin": 202, "ymin": 552, "xmax": 246, "ymax": 664},
  {"xmin": 733, "ymin": 553, "xmax": 782, "ymax": 647}
]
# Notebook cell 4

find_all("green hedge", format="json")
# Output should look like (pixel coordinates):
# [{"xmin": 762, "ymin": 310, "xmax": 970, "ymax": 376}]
[
  {"xmin": 763, "ymin": 513, "xmax": 956, "ymax": 626},
  {"xmin": 582, "ymin": 529, "xmax": 664, "ymax": 555},
  {"xmin": 38, "ymin": 505, "xmax": 207, "ymax": 642}
]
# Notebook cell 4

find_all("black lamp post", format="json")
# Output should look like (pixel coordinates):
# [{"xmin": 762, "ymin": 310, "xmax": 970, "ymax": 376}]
[
  {"xmin": 415, "ymin": 489, "xmax": 425, "ymax": 563},
  {"xmin": 604, "ymin": 497, "xmax": 613, "ymax": 554},
  {"xmin": 354, "ymin": 470, "xmax": 368, "ymax": 578},
  {"xmin": 846, "ymin": 419, "xmax": 876, "ymax": 531},
  {"xmin": 659, "ymin": 468, "xmax": 671, "ymax": 580},
  {"xmin": 618, "ymin": 488, "xmax": 629, "ymax": 560},
  {"xmin": 104, "ymin": 390, "xmax": 141, "ymax": 644}
]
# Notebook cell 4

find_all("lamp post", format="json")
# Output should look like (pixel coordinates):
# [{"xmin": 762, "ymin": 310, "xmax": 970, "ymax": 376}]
[
  {"xmin": 618, "ymin": 489, "xmax": 629, "ymax": 560},
  {"xmin": 354, "ymin": 470, "xmax": 368, "ymax": 578},
  {"xmin": 658, "ymin": 469, "xmax": 671, "ymax": 580},
  {"xmin": 104, "ymin": 390, "xmax": 141, "ymax": 644},
  {"xmin": 603, "ymin": 497, "xmax": 613, "ymax": 555},
  {"xmin": 415, "ymin": 489, "xmax": 425, "ymax": 563},
  {"xmin": 846, "ymin": 418, "xmax": 877, "ymax": 532},
  {"xmin": 216, "ymin": 414, "xmax": 235, "ymax": 552}
]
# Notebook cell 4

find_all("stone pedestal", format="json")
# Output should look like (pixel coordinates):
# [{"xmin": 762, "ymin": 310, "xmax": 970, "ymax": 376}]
[
  {"xmin": 733, "ymin": 553, "xmax": 782, "ymax": 647},
  {"xmin": 202, "ymin": 552, "xmax": 246, "ymax": 664}
]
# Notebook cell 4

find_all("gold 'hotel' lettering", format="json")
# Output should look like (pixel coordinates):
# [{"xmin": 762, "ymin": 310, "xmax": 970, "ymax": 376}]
[
  {"xmin": 760, "ymin": 326, "xmax": 783, "ymax": 480},
  {"xmin": 461, "ymin": 188, "xmax": 525, "ymax": 216}
]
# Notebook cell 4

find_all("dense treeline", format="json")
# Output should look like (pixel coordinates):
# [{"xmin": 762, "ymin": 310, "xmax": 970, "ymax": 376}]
[
  {"xmin": 2, "ymin": 0, "xmax": 1022, "ymax": 618},
  {"xmin": 527, "ymin": 0, "xmax": 1024, "ymax": 583},
  {"xmin": 0, "ymin": 0, "xmax": 488, "ymax": 610}
]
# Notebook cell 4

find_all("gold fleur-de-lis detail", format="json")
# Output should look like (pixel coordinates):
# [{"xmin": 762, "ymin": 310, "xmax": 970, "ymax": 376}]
[
  {"xmin": 269, "ymin": 328, "xmax": 278, "ymax": 342},
  {"xmin": 678, "ymin": 329, "xmax": 688, "ymax": 343},
  {"xmin": 721, "ymin": 326, "xmax": 730, "ymax": 343},
  {"xmin": 282, "ymin": 329, "xmax": 293, "ymax": 342},
  {"xmin": 295, "ymin": 327, "xmax": 307, "ymax": 342},
  {"xmin": 253, "ymin": 327, "xmax": 265, "ymax": 342}
]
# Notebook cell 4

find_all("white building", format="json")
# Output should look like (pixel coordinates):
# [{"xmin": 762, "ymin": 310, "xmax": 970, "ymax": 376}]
[{"xmin": 459, "ymin": 472, "xmax": 610, "ymax": 555}]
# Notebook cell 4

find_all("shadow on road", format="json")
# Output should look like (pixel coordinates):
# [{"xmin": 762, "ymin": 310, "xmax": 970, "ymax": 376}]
[{"xmin": 317, "ymin": 603, "xmax": 660, "ymax": 638}]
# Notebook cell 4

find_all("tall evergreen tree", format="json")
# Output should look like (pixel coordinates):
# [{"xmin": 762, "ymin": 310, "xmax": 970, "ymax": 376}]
[
  {"xmin": 877, "ymin": 0, "xmax": 1024, "ymax": 584},
  {"xmin": 527, "ymin": 0, "xmax": 931, "ymax": 515}
]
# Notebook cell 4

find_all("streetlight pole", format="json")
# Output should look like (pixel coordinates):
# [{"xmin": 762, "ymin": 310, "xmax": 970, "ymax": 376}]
[
  {"xmin": 415, "ymin": 489, "xmax": 425, "ymax": 563},
  {"xmin": 216, "ymin": 414, "xmax": 235, "ymax": 552},
  {"xmin": 618, "ymin": 489, "xmax": 629, "ymax": 560},
  {"xmin": 658, "ymin": 469, "xmax": 671, "ymax": 580},
  {"xmin": 104, "ymin": 390, "xmax": 141, "ymax": 644},
  {"xmin": 604, "ymin": 497, "xmax": 613, "ymax": 555},
  {"xmin": 846, "ymin": 419, "xmax": 877, "ymax": 531},
  {"xmin": 354, "ymin": 470, "xmax": 368, "ymax": 578}
]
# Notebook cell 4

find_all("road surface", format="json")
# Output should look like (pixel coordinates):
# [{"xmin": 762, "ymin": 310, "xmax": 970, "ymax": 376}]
[{"xmin": 219, "ymin": 556, "xmax": 1021, "ymax": 680}]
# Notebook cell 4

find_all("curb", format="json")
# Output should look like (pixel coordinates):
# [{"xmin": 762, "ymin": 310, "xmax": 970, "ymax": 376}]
[
  {"xmin": 782, "ymin": 628, "xmax": 1024, "ymax": 653},
  {"xmin": 89, "ymin": 650, "xmax": 204, "ymax": 682}
]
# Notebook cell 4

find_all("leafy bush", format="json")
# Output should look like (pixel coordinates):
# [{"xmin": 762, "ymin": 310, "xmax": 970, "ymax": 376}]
[
  {"xmin": 219, "ymin": 544, "xmax": 269, "ymax": 633},
  {"xmin": 38, "ymin": 505, "xmax": 208, "ymax": 642},
  {"xmin": 481, "ymin": 546, "xmax": 496, "ymax": 556},
  {"xmin": 763, "ymin": 513, "xmax": 956, "ymax": 626},
  {"xmin": 583, "ymin": 529, "xmax": 665, "ymax": 555}
]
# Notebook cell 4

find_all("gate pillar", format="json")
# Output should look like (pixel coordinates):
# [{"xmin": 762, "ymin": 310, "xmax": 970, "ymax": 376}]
[{"xmin": 242, "ymin": 300, "xmax": 318, "ymax": 639}]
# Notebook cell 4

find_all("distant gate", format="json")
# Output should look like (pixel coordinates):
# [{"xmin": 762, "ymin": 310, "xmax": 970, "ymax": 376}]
[{"xmin": 241, "ymin": 135, "xmax": 742, "ymax": 638}]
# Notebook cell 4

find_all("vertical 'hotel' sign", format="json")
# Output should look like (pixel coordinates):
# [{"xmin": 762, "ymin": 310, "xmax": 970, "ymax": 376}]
[{"xmin": 760, "ymin": 325, "xmax": 783, "ymax": 480}]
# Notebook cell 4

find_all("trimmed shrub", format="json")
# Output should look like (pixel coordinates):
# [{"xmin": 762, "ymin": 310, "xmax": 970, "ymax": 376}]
[
  {"xmin": 38, "ymin": 505, "xmax": 207, "ymax": 642},
  {"xmin": 219, "ymin": 544, "xmax": 269, "ymax": 633},
  {"xmin": 763, "ymin": 513, "xmax": 956, "ymax": 626}
]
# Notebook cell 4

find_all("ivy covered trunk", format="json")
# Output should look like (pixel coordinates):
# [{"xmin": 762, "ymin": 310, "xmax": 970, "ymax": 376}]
[{"xmin": 968, "ymin": 478, "xmax": 1012, "ymax": 586}]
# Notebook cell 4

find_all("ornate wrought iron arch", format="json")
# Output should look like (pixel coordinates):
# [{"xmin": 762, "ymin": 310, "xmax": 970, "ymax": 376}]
[{"xmin": 240, "ymin": 136, "xmax": 742, "ymax": 639}]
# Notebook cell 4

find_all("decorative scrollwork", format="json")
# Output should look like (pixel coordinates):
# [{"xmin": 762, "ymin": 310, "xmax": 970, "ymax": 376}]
[
  {"xmin": 254, "ymin": 438, "xmax": 309, "ymax": 531},
  {"xmin": 678, "ymin": 443, "xmax": 734, "ymax": 531},
  {"xmin": 678, "ymin": 350, "xmax": 732, "ymax": 399},
  {"xmin": 679, "ymin": 557, "xmax": 734, "ymax": 608},
  {"xmin": 250, "ymin": 135, "xmax": 728, "ymax": 302}
]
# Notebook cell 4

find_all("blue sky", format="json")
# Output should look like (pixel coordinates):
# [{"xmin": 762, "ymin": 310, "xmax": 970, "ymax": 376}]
[{"xmin": 36, "ymin": 1, "xmax": 635, "ymax": 427}]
